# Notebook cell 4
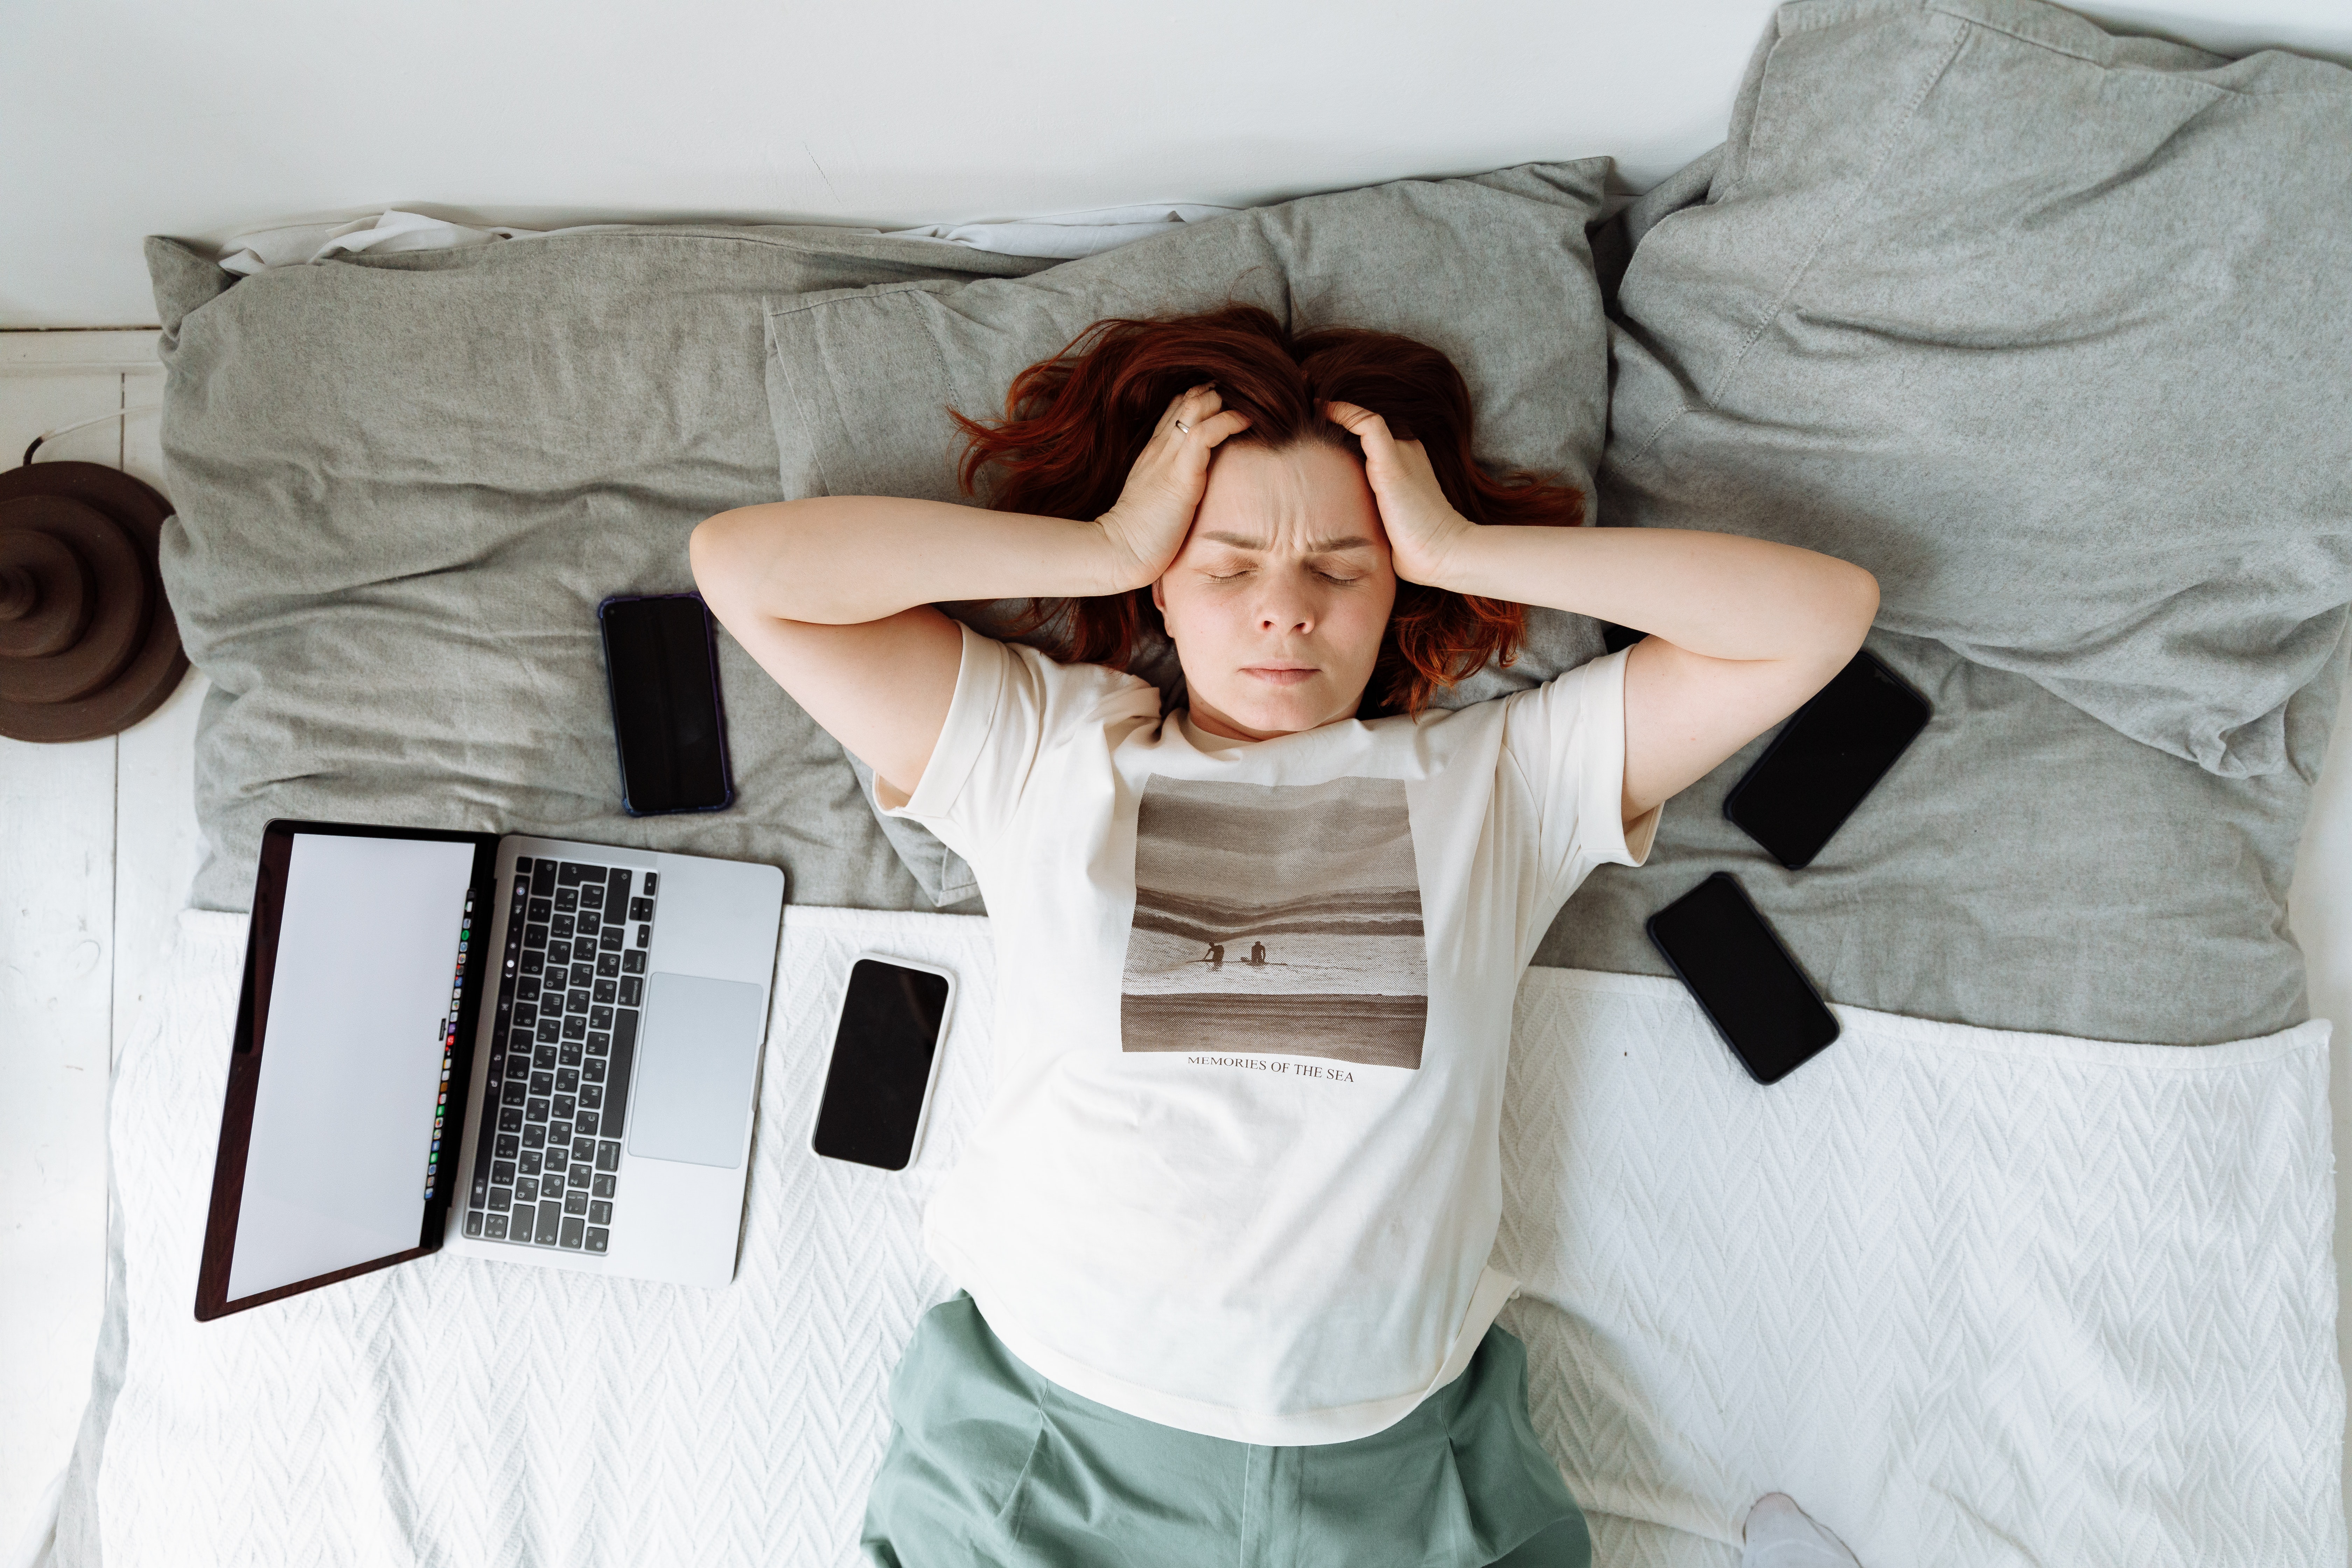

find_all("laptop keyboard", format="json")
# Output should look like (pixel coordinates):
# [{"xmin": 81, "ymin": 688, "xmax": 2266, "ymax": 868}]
[{"xmin": 464, "ymin": 855, "xmax": 659, "ymax": 1256}]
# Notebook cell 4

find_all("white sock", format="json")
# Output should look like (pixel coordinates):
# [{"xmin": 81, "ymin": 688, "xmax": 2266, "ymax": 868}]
[{"xmin": 1740, "ymin": 1494, "xmax": 1862, "ymax": 1568}]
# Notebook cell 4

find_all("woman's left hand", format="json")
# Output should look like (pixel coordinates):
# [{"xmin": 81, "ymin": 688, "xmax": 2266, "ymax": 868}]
[{"xmin": 1323, "ymin": 400, "xmax": 1475, "ymax": 587}]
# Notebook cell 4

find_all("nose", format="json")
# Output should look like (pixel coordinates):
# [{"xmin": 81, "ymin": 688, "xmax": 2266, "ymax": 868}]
[
  {"xmin": 1259, "ymin": 601, "xmax": 1313, "ymax": 635},
  {"xmin": 1256, "ymin": 568, "xmax": 1318, "ymax": 635}
]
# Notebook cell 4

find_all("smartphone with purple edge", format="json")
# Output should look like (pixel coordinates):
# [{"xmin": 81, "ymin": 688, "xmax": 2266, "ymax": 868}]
[{"xmin": 597, "ymin": 592, "xmax": 734, "ymax": 816}]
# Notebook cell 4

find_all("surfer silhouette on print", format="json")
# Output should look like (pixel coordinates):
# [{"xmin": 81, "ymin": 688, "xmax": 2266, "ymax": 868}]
[{"xmin": 1120, "ymin": 774, "xmax": 1429, "ymax": 1070}]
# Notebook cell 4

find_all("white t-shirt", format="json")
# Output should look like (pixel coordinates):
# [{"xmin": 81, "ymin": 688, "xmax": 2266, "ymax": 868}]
[{"xmin": 880, "ymin": 622, "xmax": 1662, "ymax": 1444}]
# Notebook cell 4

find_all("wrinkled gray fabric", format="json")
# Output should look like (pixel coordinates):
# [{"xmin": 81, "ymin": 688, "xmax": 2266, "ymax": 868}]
[
  {"xmin": 1602, "ymin": 0, "xmax": 2352, "ymax": 778},
  {"xmin": 1545, "ymin": 619, "xmax": 2347, "ymax": 1045},
  {"xmin": 147, "ymin": 226, "xmax": 1055, "ymax": 915},
  {"xmin": 763, "ymin": 161, "xmax": 1618, "ymax": 902},
  {"xmin": 842, "ymin": 751, "xmax": 983, "ymax": 906},
  {"xmin": 141, "ymin": 99, "xmax": 2344, "ymax": 1053},
  {"xmin": 1619, "ymin": 145, "xmax": 1721, "ymax": 255},
  {"xmin": 766, "ymin": 161, "xmax": 1615, "ymax": 512},
  {"xmin": 1589, "ymin": 144, "xmax": 1724, "ymax": 312}
]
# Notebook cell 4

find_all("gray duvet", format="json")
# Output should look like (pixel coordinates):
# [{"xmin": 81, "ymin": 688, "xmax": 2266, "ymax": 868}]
[
  {"xmin": 146, "ymin": 0, "xmax": 2346, "ymax": 1051},
  {"xmin": 1545, "ymin": 620, "xmax": 2346, "ymax": 1045}
]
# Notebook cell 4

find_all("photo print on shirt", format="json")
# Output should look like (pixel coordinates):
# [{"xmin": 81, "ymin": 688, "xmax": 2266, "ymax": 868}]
[{"xmin": 1120, "ymin": 775, "xmax": 1430, "ymax": 1070}]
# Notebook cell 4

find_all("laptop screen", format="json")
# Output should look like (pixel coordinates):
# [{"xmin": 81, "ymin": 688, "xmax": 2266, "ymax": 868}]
[{"xmin": 223, "ymin": 831, "xmax": 481, "ymax": 1301}]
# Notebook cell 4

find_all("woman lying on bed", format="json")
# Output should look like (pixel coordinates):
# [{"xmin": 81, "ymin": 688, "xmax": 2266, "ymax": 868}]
[{"xmin": 692, "ymin": 306, "xmax": 1877, "ymax": 1568}]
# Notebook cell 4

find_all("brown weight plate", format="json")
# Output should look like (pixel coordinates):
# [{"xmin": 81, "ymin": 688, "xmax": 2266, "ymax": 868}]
[
  {"xmin": 0, "ymin": 497, "xmax": 147, "ymax": 703},
  {"xmin": 0, "ymin": 639, "xmax": 189, "ymax": 741},
  {"xmin": 0, "ymin": 461, "xmax": 189, "ymax": 743},
  {"xmin": 0, "ymin": 461, "xmax": 172, "ymax": 537},
  {"xmin": 0, "ymin": 620, "xmax": 189, "ymax": 741},
  {"xmin": 0, "ymin": 526, "xmax": 94, "ymax": 658}
]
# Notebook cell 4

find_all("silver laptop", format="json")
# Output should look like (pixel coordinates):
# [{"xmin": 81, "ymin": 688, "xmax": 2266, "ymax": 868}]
[{"xmin": 196, "ymin": 820, "xmax": 785, "ymax": 1319}]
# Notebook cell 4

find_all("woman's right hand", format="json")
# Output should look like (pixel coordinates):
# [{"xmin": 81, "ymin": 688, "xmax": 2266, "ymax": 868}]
[{"xmin": 1096, "ymin": 384, "xmax": 1251, "ymax": 590}]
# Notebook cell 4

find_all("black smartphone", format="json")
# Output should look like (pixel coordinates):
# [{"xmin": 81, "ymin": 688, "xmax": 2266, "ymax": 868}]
[
  {"xmin": 811, "ymin": 955, "xmax": 957, "ymax": 1172},
  {"xmin": 1722, "ymin": 648, "xmax": 1930, "ymax": 869},
  {"xmin": 598, "ymin": 593, "xmax": 733, "ymax": 816},
  {"xmin": 1646, "ymin": 872, "xmax": 1840, "ymax": 1085}
]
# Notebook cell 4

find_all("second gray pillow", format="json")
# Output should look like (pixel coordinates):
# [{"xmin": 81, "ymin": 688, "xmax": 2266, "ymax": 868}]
[{"xmin": 1602, "ymin": 0, "xmax": 2352, "ymax": 778}]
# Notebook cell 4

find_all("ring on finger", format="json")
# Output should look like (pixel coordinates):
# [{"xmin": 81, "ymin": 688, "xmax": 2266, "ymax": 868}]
[{"xmin": 1172, "ymin": 418, "xmax": 1190, "ymax": 435}]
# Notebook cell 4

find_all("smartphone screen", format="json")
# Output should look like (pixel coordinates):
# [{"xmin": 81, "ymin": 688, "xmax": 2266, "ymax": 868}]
[
  {"xmin": 1722, "ymin": 648, "xmax": 1929, "ymax": 869},
  {"xmin": 812, "ymin": 958, "xmax": 953, "ymax": 1171},
  {"xmin": 1646, "ymin": 873, "xmax": 1840, "ymax": 1085},
  {"xmin": 599, "ymin": 594, "xmax": 732, "ymax": 816}
]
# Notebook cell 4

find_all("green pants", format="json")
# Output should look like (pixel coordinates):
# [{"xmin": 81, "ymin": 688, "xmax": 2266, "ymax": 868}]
[{"xmin": 862, "ymin": 1292, "xmax": 1590, "ymax": 1568}]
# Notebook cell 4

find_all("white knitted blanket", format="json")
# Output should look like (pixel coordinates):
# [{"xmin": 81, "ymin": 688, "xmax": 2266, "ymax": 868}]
[{"xmin": 45, "ymin": 905, "xmax": 2342, "ymax": 1567}]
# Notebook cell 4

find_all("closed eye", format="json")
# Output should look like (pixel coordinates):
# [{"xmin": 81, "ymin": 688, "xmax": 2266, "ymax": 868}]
[
  {"xmin": 1204, "ymin": 566, "xmax": 1373, "ymax": 585},
  {"xmin": 1204, "ymin": 568, "xmax": 1363, "ymax": 583}
]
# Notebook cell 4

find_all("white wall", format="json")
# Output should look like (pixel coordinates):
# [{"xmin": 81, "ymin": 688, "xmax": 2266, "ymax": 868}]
[{"xmin": 5, "ymin": 0, "xmax": 2347, "ymax": 328}]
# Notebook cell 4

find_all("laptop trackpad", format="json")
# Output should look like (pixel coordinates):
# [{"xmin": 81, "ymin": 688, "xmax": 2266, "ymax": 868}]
[{"xmin": 627, "ymin": 973, "xmax": 766, "ymax": 1169}]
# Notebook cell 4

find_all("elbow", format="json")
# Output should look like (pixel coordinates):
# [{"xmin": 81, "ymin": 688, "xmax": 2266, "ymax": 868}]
[
  {"xmin": 1850, "ymin": 565, "xmax": 1881, "ymax": 639},
  {"xmin": 1795, "ymin": 564, "xmax": 1877, "ymax": 670},
  {"xmin": 687, "ymin": 509, "xmax": 736, "ymax": 597},
  {"xmin": 691, "ymin": 505, "xmax": 793, "ymax": 622},
  {"xmin": 1784, "ymin": 550, "xmax": 1879, "ymax": 661},
  {"xmin": 687, "ymin": 510, "xmax": 757, "ymax": 595}
]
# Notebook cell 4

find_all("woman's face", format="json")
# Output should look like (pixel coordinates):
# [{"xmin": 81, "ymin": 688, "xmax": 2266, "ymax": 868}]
[{"xmin": 1151, "ymin": 440, "xmax": 1398, "ymax": 741}]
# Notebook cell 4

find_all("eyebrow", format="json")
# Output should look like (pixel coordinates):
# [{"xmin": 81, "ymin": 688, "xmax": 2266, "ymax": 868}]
[{"xmin": 1198, "ymin": 530, "xmax": 1377, "ymax": 553}]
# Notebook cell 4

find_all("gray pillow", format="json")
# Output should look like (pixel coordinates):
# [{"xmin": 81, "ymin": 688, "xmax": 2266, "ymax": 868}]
[
  {"xmin": 763, "ymin": 161, "xmax": 1617, "ymax": 903},
  {"xmin": 145, "ymin": 225, "xmax": 1058, "ymax": 915},
  {"xmin": 1602, "ymin": 0, "xmax": 2352, "ymax": 778}
]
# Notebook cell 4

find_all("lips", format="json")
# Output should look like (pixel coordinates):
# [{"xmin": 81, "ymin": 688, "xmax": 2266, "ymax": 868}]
[{"xmin": 1243, "ymin": 665, "xmax": 1319, "ymax": 686}]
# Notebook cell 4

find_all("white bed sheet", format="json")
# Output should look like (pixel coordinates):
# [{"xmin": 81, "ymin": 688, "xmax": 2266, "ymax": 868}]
[
  {"xmin": 1496, "ymin": 974, "xmax": 2340, "ymax": 1566},
  {"xmin": 212, "ymin": 203, "xmax": 1242, "ymax": 275},
  {"xmin": 36, "ymin": 901, "xmax": 2342, "ymax": 1567}
]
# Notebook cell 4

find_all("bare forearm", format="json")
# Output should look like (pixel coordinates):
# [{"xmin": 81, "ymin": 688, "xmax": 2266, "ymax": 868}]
[
  {"xmin": 1433, "ymin": 524, "xmax": 1878, "ymax": 662},
  {"xmin": 690, "ymin": 497, "xmax": 1138, "ymax": 625}
]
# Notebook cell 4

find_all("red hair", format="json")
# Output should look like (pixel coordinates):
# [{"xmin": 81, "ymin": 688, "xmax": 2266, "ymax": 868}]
[{"xmin": 950, "ymin": 304, "xmax": 1586, "ymax": 718}]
